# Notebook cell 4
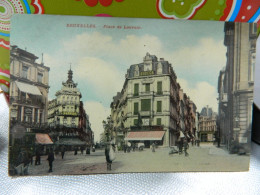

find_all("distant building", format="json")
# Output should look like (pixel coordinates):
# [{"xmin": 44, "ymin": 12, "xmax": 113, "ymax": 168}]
[
  {"xmin": 48, "ymin": 68, "xmax": 93, "ymax": 146},
  {"xmin": 110, "ymin": 53, "xmax": 197, "ymax": 147},
  {"xmin": 198, "ymin": 106, "xmax": 217, "ymax": 143},
  {"xmin": 9, "ymin": 45, "xmax": 50, "ymax": 133},
  {"xmin": 218, "ymin": 22, "xmax": 257, "ymax": 153}
]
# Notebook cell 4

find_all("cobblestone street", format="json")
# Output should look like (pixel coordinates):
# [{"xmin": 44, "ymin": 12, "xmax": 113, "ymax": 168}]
[{"xmin": 27, "ymin": 144, "xmax": 250, "ymax": 176}]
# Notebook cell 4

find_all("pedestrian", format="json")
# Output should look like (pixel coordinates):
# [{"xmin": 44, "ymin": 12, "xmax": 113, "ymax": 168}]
[
  {"xmin": 105, "ymin": 143, "xmax": 116, "ymax": 171},
  {"xmin": 74, "ymin": 146, "xmax": 78, "ymax": 155},
  {"xmin": 178, "ymin": 138, "xmax": 183, "ymax": 154},
  {"xmin": 123, "ymin": 143, "xmax": 127, "ymax": 153},
  {"xmin": 152, "ymin": 142, "xmax": 155, "ymax": 152},
  {"xmin": 35, "ymin": 147, "xmax": 41, "ymax": 165},
  {"xmin": 183, "ymin": 138, "xmax": 189, "ymax": 157},
  {"xmin": 47, "ymin": 148, "xmax": 55, "ymax": 173},
  {"xmin": 61, "ymin": 145, "xmax": 66, "ymax": 159},
  {"xmin": 23, "ymin": 151, "xmax": 30, "ymax": 175},
  {"xmin": 80, "ymin": 146, "xmax": 84, "ymax": 155}
]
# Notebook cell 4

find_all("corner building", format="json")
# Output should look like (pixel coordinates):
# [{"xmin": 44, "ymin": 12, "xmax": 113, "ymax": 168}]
[
  {"xmin": 218, "ymin": 22, "xmax": 256, "ymax": 153},
  {"xmin": 9, "ymin": 46, "xmax": 50, "ymax": 130},
  {"xmin": 111, "ymin": 53, "xmax": 196, "ymax": 147}
]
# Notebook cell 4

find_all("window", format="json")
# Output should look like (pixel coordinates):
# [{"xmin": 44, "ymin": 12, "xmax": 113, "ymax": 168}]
[
  {"xmin": 134, "ymin": 102, "xmax": 139, "ymax": 115},
  {"xmin": 134, "ymin": 119, "xmax": 138, "ymax": 126},
  {"xmin": 141, "ymin": 99, "xmax": 151, "ymax": 111},
  {"xmin": 157, "ymin": 118, "xmax": 161, "ymax": 125},
  {"xmin": 157, "ymin": 101, "xmax": 162, "ymax": 112},
  {"xmin": 22, "ymin": 66, "xmax": 28, "ymax": 79},
  {"xmin": 157, "ymin": 81, "xmax": 162, "ymax": 94},
  {"xmin": 145, "ymin": 83, "xmax": 150, "ymax": 92},
  {"xmin": 134, "ymin": 83, "xmax": 139, "ymax": 96},
  {"xmin": 37, "ymin": 72, "xmax": 43, "ymax": 83}
]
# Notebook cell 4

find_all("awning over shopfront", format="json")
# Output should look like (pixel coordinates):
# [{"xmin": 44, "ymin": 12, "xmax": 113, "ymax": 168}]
[
  {"xmin": 35, "ymin": 133, "xmax": 53, "ymax": 144},
  {"xmin": 125, "ymin": 131, "xmax": 165, "ymax": 141},
  {"xmin": 55, "ymin": 138, "xmax": 86, "ymax": 146},
  {"xmin": 15, "ymin": 81, "xmax": 42, "ymax": 96}
]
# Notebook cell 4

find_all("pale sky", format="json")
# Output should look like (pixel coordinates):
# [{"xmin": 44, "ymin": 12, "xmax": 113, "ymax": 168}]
[{"xmin": 11, "ymin": 14, "xmax": 228, "ymax": 142}]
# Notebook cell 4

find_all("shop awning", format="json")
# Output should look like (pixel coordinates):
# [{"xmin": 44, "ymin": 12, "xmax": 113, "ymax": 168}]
[
  {"xmin": 35, "ymin": 133, "xmax": 53, "ymax": 144},
  {"xmin": 55, "ymin": 138, "xmax": 86, "ymax": 146},
  {"xmin": 15, "ymin": 81, "xmax": 42, "ymax": 96},
  {"xmin": 125, "ymin": 131, "xmax": 165, "ymax": 141}
]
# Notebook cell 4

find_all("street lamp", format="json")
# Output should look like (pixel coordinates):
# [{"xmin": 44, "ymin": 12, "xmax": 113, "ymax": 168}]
[{"xmin": 102, "ymin": 116, "xmax": 114, "ymax": 143}]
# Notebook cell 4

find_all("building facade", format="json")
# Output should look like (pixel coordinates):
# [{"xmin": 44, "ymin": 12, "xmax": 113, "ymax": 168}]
[
  {"xmin": 198, "ymin": 106, "xmax": 217, "ymax": 142},
  {"xmin": 218, "ymin": 22, "xmax": 257, "ymax": 153},
  {"xmin": 48, "ymin": 68, "xmax": 93, "ymax": 146},
  {"xmin": 9, "ymin": 46, "xmax": 50, "ymax": 132},
  {"xmin": 110, "ymin": 53, "xmax": 197, "ymax": 147}
]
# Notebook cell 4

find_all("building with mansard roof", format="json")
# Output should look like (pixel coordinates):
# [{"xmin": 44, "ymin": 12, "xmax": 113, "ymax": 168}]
[
  {"xmin": 110, "ymin": 53, "xmax": 197, "ymax": 148},
  {"xmin": 48, "ymin": 68, "xmax": 93, "ymax": 147},
  {"xmin": 9, "ymin": 45, "xmax": 50, "ymax": 135}
]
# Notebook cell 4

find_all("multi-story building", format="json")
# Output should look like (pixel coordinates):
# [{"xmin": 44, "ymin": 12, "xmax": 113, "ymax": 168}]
[
  {"xmin": 48, "ymin": 68, "xmax": 93, "ymax": 146},
  {"xmin": 198, "ymin": 106, "xmax": 217, "ymax": 142},
  {"xmin": 9, "ymin": 45, "xmax": 50, "ymax": 132},
  {"xmin": 218, "ymin": 22, "xmax": 257, "ymax": 153},
  {"xmin": 110, "ymin": 53, "xmax": 197, "ymax": 147}
]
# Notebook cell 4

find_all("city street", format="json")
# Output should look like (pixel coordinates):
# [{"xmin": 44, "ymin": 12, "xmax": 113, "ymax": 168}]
[{"xmin": 27, "ymin": 144, "xmax": 250, "ymax": 176}]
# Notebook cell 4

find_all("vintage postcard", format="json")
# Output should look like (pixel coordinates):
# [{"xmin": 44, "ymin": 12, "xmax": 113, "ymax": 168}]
[{"xmin": 8, "ymin": 14, "xmax": 257, "ymax": 176}]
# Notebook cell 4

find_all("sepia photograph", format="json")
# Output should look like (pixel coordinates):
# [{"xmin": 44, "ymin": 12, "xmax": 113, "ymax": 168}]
[{"xmin": 8, "ymin": 14, "xmax": 257, "ymax": 176}]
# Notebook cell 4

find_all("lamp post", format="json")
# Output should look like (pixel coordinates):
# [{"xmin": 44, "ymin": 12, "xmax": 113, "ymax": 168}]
[{"xmin": 102, "ymin": 115, "xmax": 114, "ymax": 143}]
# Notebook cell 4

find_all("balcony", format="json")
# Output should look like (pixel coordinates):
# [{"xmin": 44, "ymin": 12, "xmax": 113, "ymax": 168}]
[
  {"xmin": 10, "ymin": 96, "xmax": 44, "ymax": 108},
  {"xmin": 57, "ymin": 101, "xmax": 80, "ymax": 106},
  {"xmin": 56, "ymin": 111, "xmax": 79, "ymax": 116},
  {"xmin": 140, "ymin": 111, "xmax": 152, "ymax": 116},
  {"xmin": 140, "ymin": 91, "xmax": 154, "ymax": 96}
]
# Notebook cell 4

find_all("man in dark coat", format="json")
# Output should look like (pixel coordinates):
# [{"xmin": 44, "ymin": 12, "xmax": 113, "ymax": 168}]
[
  {"xmin": 35, "ymin": 147, "xmax": 41, "ymax": 165},
  {"xmin": 47, "ymin": 148, "xmax": 55, "ymax": 172},
  {"xmin": 105, "ymin": 144, "xmax": 112, "ymax": 171},
  {"xmin": 183, "ymin": 138, "xmax": 189, "ymax": 157},
  {"xmin": 61, "ymin": 145, "xmax": 66, "ymax": 159}
]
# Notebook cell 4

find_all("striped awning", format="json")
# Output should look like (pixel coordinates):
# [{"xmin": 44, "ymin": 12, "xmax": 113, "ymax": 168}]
[
  {"xmin": 15, "ymin": 81, "xmax": 42, "ymax": 96},
  {"xmin": 35, "ymin": 133, "xmax": 53, "ymax": 144},
  {"xmin": 125, "ymin": 131, "xmax": 165, "ymax": 141}
]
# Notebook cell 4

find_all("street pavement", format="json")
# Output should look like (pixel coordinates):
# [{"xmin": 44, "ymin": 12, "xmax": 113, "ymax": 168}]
[{"xmin": 27, "ymin": 144, "xmax": 250, "ymax": 176}]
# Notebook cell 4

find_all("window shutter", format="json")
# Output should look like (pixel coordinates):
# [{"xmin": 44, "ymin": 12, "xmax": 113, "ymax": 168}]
[
  {"xmin": 157, "ymin": 118, "xmax": 161, "ymax": 125},
  {"xmin": 134, "ymin": 102, "xmax": 138, "ymax": 115},
  {"xmin": 157, "ymin": 81, "xmax": 162, "ymax": 94},
  {"xmin": 157, "ymin": 101, "xmax": 162, "ymax": 112},
  {"xmin": 141, "ymin": 99, "xmax": 151, "ymax": 111},
  {"xmin": 134, "ymin": 83, "xmax": 139, "ymax": 96}
]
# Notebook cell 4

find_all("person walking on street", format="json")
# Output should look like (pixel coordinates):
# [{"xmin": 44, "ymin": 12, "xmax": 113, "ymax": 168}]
[
  {"xmin": 61, "ymin": 145, "xmax": 66, "ymax": 159},
  {"xmin": 47, "ymin": 148, "xmax": 55, "ymax": 173},
  {"xmin": 105, "ymin": 142, "xmax": 116, "ymax": 171},
  {"xmin": 74, "ymin": 146, "xmax": 78, "ymax": 155},
  {"xmin": 183, "ymin": 138, "xmax": 189, "ymax": 157},
  {"xmin": 152, "ymin": 142, "xmax": 155, "ymax": 152},
  {"xmin": 178, "ymin": 138, "xmax": 183, "ymax": 155},
  {"xmin": 80, "ymin": 146, "xmax": 84, "ymax": 155},
  {"xmin": 35, "ymin": 147, "xmax": 41, "ymax": 165}
]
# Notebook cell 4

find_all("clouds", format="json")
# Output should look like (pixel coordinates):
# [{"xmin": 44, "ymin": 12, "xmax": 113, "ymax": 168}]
[
  {"xmin": 178, "ymin": 78, "xmax": 218, "ymax": 112},
  {"xmin": 84, "ymin": 101, "xmax": 110, "ymax": 142},
  {"xmin": 74, "ymin": 57, "xmax": 124, "ymax": 98},
  {"xmin": 63, "ymin": 32, "xmax": 163, "ymax": 66},
  {"xmin": 172, "ymin": 38, "xmax": 226, "ymax": 70}
]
